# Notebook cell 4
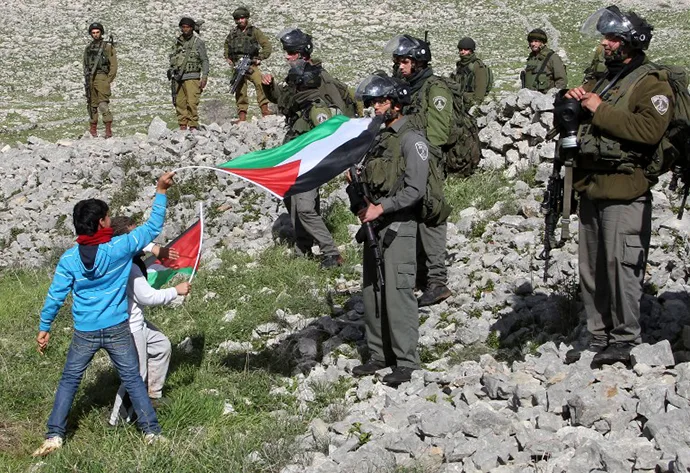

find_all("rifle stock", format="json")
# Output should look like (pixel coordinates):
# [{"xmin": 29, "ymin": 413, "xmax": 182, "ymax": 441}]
[{"xmin": 230, "ymin": 55, "xmax": 252, "ymax": 94}]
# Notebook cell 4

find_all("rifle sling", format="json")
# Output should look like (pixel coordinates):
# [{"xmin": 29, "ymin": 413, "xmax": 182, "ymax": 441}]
[
  {"xmin": 535, "ymin": 51, "xmax": 555, "ymax": 83},
  {"xmin": 87, "ymin": 41, "xmax": 106, "ymax": 88}
]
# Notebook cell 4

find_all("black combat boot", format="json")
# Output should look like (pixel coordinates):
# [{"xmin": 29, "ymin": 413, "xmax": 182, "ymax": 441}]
[
  {"xmin": 382, "ymin": 366, "xmax": 416, "ymax": 386},
  {"xmin": 351, "ymin": 361, "xmax": 386, "ymax": 377},
  {"xmin": 565, "ymin": 337, "xmax": 608, "ymax": 364},
  {"xmin": 417, "ymin": 283, "xmax": 452, "ymax": 307},
  {"xmin": 592, "ymin": 342, "xmax": 635, "ymax": 366},
  {"xmin": 320, "ymin": 254, "xmax": 343, "ymax": 269}
]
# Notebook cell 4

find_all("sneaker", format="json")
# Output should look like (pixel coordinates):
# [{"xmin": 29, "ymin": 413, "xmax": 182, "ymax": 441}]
[
  {"xmin": 351, "ymin": 361, "xmax": 386, "ymax": 377},
  {"xmin": 32, "ymin": 436, "xmax": 64, "ymax": 457},
  {"xmin": 144, "ymin": 433, "xmax": 169, "ymax": 445},
  {"xmin": 592, "ymin": 343, "xmax": 635, "ymax": 366},
  {"xmin": 417, "ymin": 284, "xmax": 452, "ymax": 307},
  {"xmin": 382, "ymin": 366, "xmax": 416, "ymax": 386},
  {"xmin": 320, "ymin": 255, "xmax": 344, "ymax": 269},
  {"xmin": 565, "ymin": 339, "xmax": 608, "ymax": 364}
]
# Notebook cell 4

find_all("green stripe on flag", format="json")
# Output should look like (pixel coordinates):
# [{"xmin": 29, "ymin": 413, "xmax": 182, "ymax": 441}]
[
  {"xmin": 147, "ymin": 266, "xmax": 194, "ymax": 289},
  {"xmin": 218, "ymin": 115, "xmax": 350, "ymax": 170}
]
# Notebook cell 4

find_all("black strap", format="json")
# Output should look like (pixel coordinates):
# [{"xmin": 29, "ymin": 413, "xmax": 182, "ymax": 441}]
[{"xmin": 535, "ymin": 51, "xmax": 555, "ymax": 83}]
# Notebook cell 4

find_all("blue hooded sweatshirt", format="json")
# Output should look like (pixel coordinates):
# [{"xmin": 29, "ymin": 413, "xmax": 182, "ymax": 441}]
[{"xmin": 39, "ymin": 193, "xmax": 168, "ymax": 332}]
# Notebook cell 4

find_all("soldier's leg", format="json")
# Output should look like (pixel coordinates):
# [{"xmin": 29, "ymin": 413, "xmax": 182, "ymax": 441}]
[
  {"xmin": 175, "ymin": 82, "xmax": 189, "ymax": 127},
  {"xmin": 293, "ymin": 188, "xmax": 339, "ymax": 257},
  {"xmin": 382, "ymin": 221, "xmax": 420, "ymax": 369},
  {"xmin": 93, "ymin": 74, "xmax": 113, "ymax": 123},
  {"xmin": 417, "ymin": 222, "xmax": 448, "ymax": 285},
  {"xmin": 249, "ymin": 66, "xmax": 269, "ymax": 108},
  {"xmin": 578, "ymin": 194, "xmax": 611, "ymax": 341},
  {"xmin": 235, "ymin": 76, "xmax": 249, "ymax": 113},
  {"xmin": 284, "ymin": 195, "xmax": 312, "ymax": 257},
  {"xmin": 602, "ymin": 194, "xmax": 651, "ymax": 345},
  {"xmin": 89, "ymin": 83, "xmax": 99, "ymax": 126},
  {"xmin": 362, "ymin": 241, "xmax": 387, "ymax": 366},
  {"xmin": 187, "ymin": 79, "xmax": 202, "ymax": 128}
]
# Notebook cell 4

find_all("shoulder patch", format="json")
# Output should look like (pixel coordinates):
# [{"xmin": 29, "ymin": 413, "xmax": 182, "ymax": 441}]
[
  {"xmin": 315, "ymin": 113, "xmax": 329, "ymax": 123},
  {"xmin": 432, "ymin": 96, "xmax": 447, "ymax": 111},
  {"xmin": 651, "ymin": 95, "xmax": 669, "ymax": 116},
  {"xmin": 415, "ymin": 142, "xmax": 428, "ymax": 161}
]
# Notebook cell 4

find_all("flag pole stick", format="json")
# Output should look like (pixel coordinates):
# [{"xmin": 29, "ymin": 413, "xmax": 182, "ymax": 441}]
[{"xmin": 188, "ymin": 202, "xmax": 204, "ymax": 284}]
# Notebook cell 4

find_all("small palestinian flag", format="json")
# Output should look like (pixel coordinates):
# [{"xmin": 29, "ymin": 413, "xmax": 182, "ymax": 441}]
[
  {"xmin": 216, "ymin": 115, "xmax": 382, "ymax": 198},
  {"xmin": 145, "ymin": 207, "xmax": 204, "ymax": 288}
]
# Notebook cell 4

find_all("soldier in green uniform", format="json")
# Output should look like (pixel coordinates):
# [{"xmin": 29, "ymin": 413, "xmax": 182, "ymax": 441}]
[
  {"xmin": 83, "ymin": 22, "xmax": 117, "ymax": 138},
  {"xmin": 350, "ymin": 74, "xmax": 429, "ymax": 386},
  {"xmin": 224, "ymin": 7, "xmax": 272, "ymax": 121},
  {"xmin": 583, "ymin": 44, "xmax": 607, "ymax": 83},
  {"xmin": 562, "ymin": 6, "xmax": 672, "ymax": 365},
  {"xmin": 385, "ymin": 34, "xmax": 452, "ymax": 307},
  {"xmin": 521, "ymin": 28, "xmax": 567, "ymax": 92},
  {"xmin": 451, "ymin": 37, "xmax": 490, "ymax": 104},
  {"xmin": 169, "ymin": 17, "xmax": 209, "ymax": 131},
  {"xmin": 261, "ymin": 28, "xmax": 357, "ymax": 268}
]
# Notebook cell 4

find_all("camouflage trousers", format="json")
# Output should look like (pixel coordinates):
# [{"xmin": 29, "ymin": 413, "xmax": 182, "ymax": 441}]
[
  {"xmin": 175, "ymin": 79, "xmax": 201, "ymax": 127},
  {"xmin": 234, "ymin": 66, "xmax": 268, "ymax": 112},
  {"xmin": 89, "ymin": 73, "xmax": 112, "ymax": 124}
]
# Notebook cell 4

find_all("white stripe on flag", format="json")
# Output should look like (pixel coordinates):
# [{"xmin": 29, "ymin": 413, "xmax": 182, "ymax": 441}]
[{"xmin": 281, "ymin": 117, "xmax": 373, "ymax": 175}]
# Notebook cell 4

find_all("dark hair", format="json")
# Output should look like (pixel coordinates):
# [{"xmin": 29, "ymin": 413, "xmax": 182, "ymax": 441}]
[
  {"xmin": 72, "ymin": 199, "xmax": 109, "ymax": 236},
  {"xmin": 111, "ymin": 215, "xmax": 136, "ymax": 236}
]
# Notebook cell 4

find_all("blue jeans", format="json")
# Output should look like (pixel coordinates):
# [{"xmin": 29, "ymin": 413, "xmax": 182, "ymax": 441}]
[{"xmin": 46, "ymin": 320, "xmax": 161, "ymax": 438}]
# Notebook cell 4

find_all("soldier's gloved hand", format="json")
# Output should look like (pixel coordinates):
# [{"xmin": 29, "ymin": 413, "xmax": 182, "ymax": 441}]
[{"xmin": 200, "ymin": 78, "xmax": 207, "ymax": 91}]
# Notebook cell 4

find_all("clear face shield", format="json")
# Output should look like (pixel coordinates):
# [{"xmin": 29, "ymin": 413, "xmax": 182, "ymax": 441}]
[
  {"xmin": 355, "ymin": 75, "xmax": 394, "ymax": 106},
  {"xmin": 276, "ymin": 26, "xmax": 299, "ymax": 43},
  {"xmin": 580, "ymin": 7, "xmax": 631, "ymax": 38},
  {"xmin": 383, "ymin": 35, "xmax": 418, "ymax": 57}
]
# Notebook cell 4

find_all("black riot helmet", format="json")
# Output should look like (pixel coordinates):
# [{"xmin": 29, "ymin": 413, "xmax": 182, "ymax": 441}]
[
  {"xmin": 277, "ymin": 27, "xmax": 314, "ymax": 58},
  {"xmin": 581, "ymin": 5, "xmax": 653, "ymax": 50},
  {"xmin": 355, "ymin": 74, "xmax": 411, "ymax": 107},
  {"xmin": 287, "ymin": 60, "xmax": 322, "ymax": 90},
  {"xmin": 88, "ymin": 22, "xmax": 104, "ymax": 34},
  {"xmin": 384, "ymin": 34, "xmax": 431, "ymax": 63}
]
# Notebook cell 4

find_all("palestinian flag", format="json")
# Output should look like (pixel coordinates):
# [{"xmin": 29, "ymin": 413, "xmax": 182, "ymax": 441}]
[
  {"xmin": 145, "ymin": 211, "xmax": 204, "ymax": 289},
  {"xmin": 216, "ymin": 115, "xmax": 382, "ymax": 198}
]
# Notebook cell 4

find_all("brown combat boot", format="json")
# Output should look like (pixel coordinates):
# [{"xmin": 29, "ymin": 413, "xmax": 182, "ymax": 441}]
[
  {"xmin": 89, "ymin": 123, "xmax": 98, "ymax": 137},
  {"xmin": 104, "ymin": 122, "xmax": 113, "ymax": 139},
  {"xmin": 238, "ymin": 111, "xmax": 247, "ymax": 122},
  {"xmin": 260, "ymin": 104, "xmax": 273, "ymax": 117}
]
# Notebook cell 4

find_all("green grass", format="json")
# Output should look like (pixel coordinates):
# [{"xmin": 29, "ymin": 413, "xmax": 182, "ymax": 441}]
[
  {"xmin": 0, "ymin": 244, "xmax": 356, "ymax": 472},
  {"xmin": 444, "ymin": 170, "xmax": 512, "ymax": 220}
]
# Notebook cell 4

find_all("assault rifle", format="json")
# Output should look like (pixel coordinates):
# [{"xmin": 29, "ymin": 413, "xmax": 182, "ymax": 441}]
[
  {"xmin": 167, "ymin": 67, "xmax": 183, "ymax": 106},
  {"xmin": 84, "ymin": 36, "xmax": 113, "ymax": 120},
  {"xmin": 538, "ymin": 147, "xmax": 568, "ymax": 282},
  {"xmin": 346, "ymin": 165, "xmax": 385, "ymax": 309},
  {"xmin": 230, "ymin": 55, "xmax": 252, "ymax": 94}
]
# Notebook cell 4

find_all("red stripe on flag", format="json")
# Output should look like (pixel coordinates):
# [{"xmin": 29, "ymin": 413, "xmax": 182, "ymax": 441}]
[
  {"xmin": 155, "ymin": 221, "xmax": 201, "ymax": 271},
  {"xmin": 219, "ymin": 160, "xmax": 301, "ymax": 198}
]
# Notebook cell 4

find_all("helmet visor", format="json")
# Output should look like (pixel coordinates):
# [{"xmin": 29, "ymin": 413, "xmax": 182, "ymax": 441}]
[
  {"xmin": 355, "ymin": 75, "xmax": 393, "ymax": 102},
  {"xmin": 383, "ymin": 34, "xmax": 418, "ymax": 57},
  {"xmin": 581, "ymin": 7, "xmax": 630, "ymax": 38}
]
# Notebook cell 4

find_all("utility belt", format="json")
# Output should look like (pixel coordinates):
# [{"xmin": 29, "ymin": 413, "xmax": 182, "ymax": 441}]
[{"xmin": 355, "ymin": 213, "xmax": 415, "ymax": 246}]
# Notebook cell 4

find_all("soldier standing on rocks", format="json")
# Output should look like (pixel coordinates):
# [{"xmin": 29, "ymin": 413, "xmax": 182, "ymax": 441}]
[
  {"xmin": 224, "ymin": 7, "xmax": 273, "ymax": 121},
  {"xmin": 350, "ymin": 74, "xmax": 429, "ymax": 386},
  {"xmin": 562, "ymin": 6, "xmax": 672, "ymax": 365},
  {"xmin": 385, "ymin": 34, "xmax": 452, "ymax": 307},
  {"xmin": 521, "ymin": 28, "xmax": 567, "ymax": 93},
  {"xmin": 451, "ymin": 37, "xmax": 490, "ymax": 104},
  {"xmin": 169, "ymin": 17, "xmax": 209, "ymax": 131},
  {"xmin": 261, "ymin": 27, "xmax": 357, "ymax": 268},
  {"xmin": 84, "ymin": 22, "xmax": 117, "ymax": 138}
]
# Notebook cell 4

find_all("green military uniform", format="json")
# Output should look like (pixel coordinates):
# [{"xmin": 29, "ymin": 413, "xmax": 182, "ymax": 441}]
[
  {"xmin": 361, "ymin": 116, "xmax": 430, "ymax": 368},
  {"xmin": 263, "ymin": 61, "xmax": 356, "ymax": 258},
  {"xmin": 83, "ymin": 39, "xmax": 117, "ymax": 125},
  {"xmin": 404, "ymin": 67, "xmax": 452, "ymax": 290},
  {"xmin": 583, "ymin": 44, "xmax": 607, "ymax": 83},
  {"xmin": 522, "ymin": 47, "xmax": 567, "ymax": 92},
  {"xmin": 573, "ymin": 55, "xmax": 673, "ymax": 346},
  {"xmin": 451, "ymin": 53, "xmax": 490, "ymax": 104},
  {"xmin": 224, "ymin": 24, "xmax": 272, "ymax": 113},
  {"xmin": 169, "ymin": 34, "xmax": 209, "ymax": 128}
]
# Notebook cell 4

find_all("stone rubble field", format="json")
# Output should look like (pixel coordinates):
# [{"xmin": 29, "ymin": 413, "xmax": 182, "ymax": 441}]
[{"xmin": 3, "ymin": 0, "xmax": 690, "ymax": 471}]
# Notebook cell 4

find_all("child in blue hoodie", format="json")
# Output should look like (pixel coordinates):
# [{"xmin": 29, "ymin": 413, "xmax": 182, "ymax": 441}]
[{"xmin": 32, "ymin": 172, "xmax": 175, "ymax": 457}]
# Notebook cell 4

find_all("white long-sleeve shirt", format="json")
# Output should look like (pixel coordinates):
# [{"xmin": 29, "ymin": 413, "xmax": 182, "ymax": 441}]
[{"xmin": 127, "ymin": 245, "xmax": 178, "ymax": 333}]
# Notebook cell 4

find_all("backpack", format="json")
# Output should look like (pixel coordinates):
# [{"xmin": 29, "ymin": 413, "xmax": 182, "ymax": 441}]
[
  {"xmin": 646, "ymin": 64, "xmax": 690, "ymax": 180},
  {"xmin": 471, "ymin": 59, "xmax": 494, "ymax": 94},
  {"xmin": 434, "ymin": 76, "xmax": 482, "ymax": 176}
]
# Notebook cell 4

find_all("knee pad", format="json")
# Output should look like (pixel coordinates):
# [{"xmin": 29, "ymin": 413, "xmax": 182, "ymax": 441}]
[{"xmin": 97, "ymin": 102, "xmax": 110, "ymax": 114}]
